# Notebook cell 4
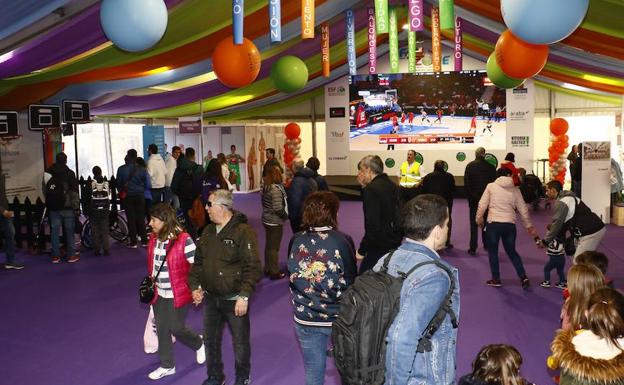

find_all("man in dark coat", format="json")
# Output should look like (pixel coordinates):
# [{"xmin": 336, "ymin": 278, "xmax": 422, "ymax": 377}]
[
  {"xmin": 286, "ymin": 159, "xmax": 317, "ymax": 234},
  {"xmin": 464, "ymin": 147, "xmax": 496, "ymax": 255},
  {"xmin": 356, "ymin": 155, "xmax": 403, "ymax": 273},
  {"xmin": 421, "ymin": 160, "xmax": 456, "ymax": 248}
]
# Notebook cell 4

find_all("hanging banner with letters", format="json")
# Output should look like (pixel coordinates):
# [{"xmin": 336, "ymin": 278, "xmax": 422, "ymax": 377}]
[
  {"xmin": 346, "ymin": 9, "xmax": 357, "ymax": 76},
  {"xmin": 432, "ymin": 7, "xmax": 441, "ymax": 72},
  {"xmin": 269, "ymin": 0, "xmax": 281, "ymax": 43},
  {"xmin": 321, "ymin": 22, "xmax": 330, "ymax": 77},
  {"xmin": 233, "ymin": 0, "xmax": 244, "ymax": 45},
  {"xmin": 439, "ymin": 0, "xmax": 455, "ymax": 31},
  {"xmin": 388, "ymin": 7, "xmax": 399, "ymax": 73},
  {"xmin": 302, "ymin": 0, "xmax": 315, "ymax": 39},
  {"xmin": 454, "ymin": 17, "xmax": 463, "ymax": 71},
  {"xmin": 409, "ymin": 0, "xmax": 423, "ymax": 32},
  {"xmin": 367, "ymin": 7, "xmax": 377, "ymax": 74},
  {"xmin": 408, "ymin": 30, "xmax": 417, "ymax": 73},
  {"xmin": 374, "ymin": 0, "xmax": 388, "ymax": 34}
]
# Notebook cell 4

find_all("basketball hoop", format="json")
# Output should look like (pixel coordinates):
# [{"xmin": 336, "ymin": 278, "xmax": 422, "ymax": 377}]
[{"xmin": 0, "ymin": 134, "xmax": 22, "ymax": 146}]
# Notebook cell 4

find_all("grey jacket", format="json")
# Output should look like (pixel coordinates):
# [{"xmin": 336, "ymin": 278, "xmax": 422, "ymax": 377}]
[{"xmin": 262, "ymin": 183, "xmax": 287, "ymax": 225}]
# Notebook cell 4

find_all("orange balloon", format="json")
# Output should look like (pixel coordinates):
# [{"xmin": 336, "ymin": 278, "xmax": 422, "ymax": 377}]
[
  {"xmin": 495, "ymin": 30, "xmax": 549, "ymax": 79},
  {"xmin": 212, "ymin": 37, "xmax": 261, "ymax": 88},
  {"xmin": 550, "ymin": 118, "xmax": 569, "ymax": 136}
]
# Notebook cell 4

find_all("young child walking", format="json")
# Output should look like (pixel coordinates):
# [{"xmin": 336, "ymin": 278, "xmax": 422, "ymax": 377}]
[
  {"xmin": 459, "ymin": 344, "xmax": 535, "ymax": 385},
  {"xmin": 90, "ymin": 166, "xmax": 110, "ymax": 255},
  {"xmin": 539, "ymin": 229, "xmax": 567, "ymax": 289},
  {"xmin": 549, "ymin": 287, "xmax": 624, "ymax": 385}
]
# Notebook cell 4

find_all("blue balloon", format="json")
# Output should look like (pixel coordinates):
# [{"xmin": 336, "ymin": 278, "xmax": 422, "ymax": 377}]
[
  {"xmin": 501, "ymin": 0, "xmax": 589, "ymax": 45},
  {"xmin": 100, "ymin": 0, "xmax": 168, "ymax": 52}
]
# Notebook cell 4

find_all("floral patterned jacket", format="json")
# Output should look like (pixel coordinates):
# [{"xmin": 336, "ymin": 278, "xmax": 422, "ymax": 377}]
[{"xmin": 287, "ymin": 226, "xmax": 357, "ymax": 327}]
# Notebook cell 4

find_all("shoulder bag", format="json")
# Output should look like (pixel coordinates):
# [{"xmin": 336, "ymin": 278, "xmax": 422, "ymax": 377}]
[{"xmin": 139, "ymin": 240, "xmax": 176, "ymax": 303}]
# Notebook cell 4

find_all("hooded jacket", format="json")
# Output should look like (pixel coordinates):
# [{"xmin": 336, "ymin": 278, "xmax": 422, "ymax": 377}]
[
  {"xmin": 146, "ymin": 153, "xmax": 167, "ymax": 189},
  {"xmin": 543, "ymin": 191, "xmax": 604, "ymax": 243},
  {"xmin": 188, "ymin": 212, "xmax": 262, "ymax": 298},
  {"xmin": 550, "ymin": 329, "xmax": 624, "ymax": 385},
  {"xmin": 476, "ymin": 176, "xmax": 532, "ymax": 228}
]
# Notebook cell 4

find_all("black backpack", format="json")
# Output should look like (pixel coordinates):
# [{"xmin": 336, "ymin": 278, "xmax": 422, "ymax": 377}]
[
  {"xmin": 332, "ymin": 248, "xmax": 458, "ymax": 385},
  {"xmin": 45, "ymin": 174, "xmax": 67, "ymax": 210},
  {"xmin": 177, "ymin": 166, "xmax": 198, "ymax": 201}
]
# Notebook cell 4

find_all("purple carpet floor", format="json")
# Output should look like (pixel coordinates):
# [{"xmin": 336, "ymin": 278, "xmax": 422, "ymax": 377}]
[{"xmin": 1, "ymin": 193, "xmax": 623, "ymax": 385}]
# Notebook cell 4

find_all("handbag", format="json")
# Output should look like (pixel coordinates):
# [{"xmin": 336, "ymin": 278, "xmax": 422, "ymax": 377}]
[
  {"xmin": 563, "ymin": 197, "xmax": 581, "ymax": 256},
  {"xmin": 188, "ymin": 196, "xmax": 206, "ymax": 228},
  {"xmin": 139, "ymin": 240, "xmax": 176, "ymax": 303}
]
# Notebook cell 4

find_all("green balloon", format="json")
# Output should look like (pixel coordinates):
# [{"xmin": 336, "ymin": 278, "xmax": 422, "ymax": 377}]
[
  {"xmin": 421, "ymin": 54, "xmax": 432, "ymax": 66},
  {"xmin": 486, "ymin": 53, "xmax": 524, "ymax": 89},
  {"xmin": 270, "ymin": 55, "xmax": 309, "ymax": 93},
  {"xmin": 385, "ymin": 158, "xmax": 395, "ymax": 168},
  {"xmin": 484, "ymin": 153, "xmax": 499, "ymax": 168}
]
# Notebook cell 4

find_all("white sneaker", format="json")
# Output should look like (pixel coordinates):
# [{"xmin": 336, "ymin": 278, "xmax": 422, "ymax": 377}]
[
  {"xmin": 196, "ymin": 342, "xmax": 206, "ymax": 364},
  {"xmin": 148, "ymin": 366, "xmax": 175, "ymax": 380}
]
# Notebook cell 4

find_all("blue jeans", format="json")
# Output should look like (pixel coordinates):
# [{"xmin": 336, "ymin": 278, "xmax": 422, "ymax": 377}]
[
  {"xmin": 544, "ymin": 254, "xmax": 566, "ymax": 283},
  {"xmin": 0, "ymin": 216, "xmax": 16, "ymax": 264},
  {"xmin": 485, "ymin": 222, "xmax": 527, "ymax": 281},
  {"xmin": 50, "ymin": 209, "xmax": 76, "ymax": 257},
  {"xmin": 294, "ymin": 323, "xmax": 332, "ymax": 385}
]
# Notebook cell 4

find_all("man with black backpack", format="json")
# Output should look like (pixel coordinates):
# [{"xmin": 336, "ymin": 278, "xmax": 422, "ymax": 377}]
[
  {"xmin": 332, "ymin": 194, "xmax": 460, "ymax": 385},
  {"xmin": 44, "ymin": 152, "xmax": 80, "ymax": 263},
  {"xmin": 543, "ymin": 180, "xmax": 605, "ymax": 262}
]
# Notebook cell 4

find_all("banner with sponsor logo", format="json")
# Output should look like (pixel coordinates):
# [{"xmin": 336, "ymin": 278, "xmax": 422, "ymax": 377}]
[
  {"xmin": 454, "ymin": 17, "xmax": 462, "ymax": 71},
  {"xmin": 409, "ymin": 0, "xmax": 424, "ymax": 32},
  {"xmin": 439, "ymin": 0, "xmax": 454, "ymax": 30},
  {"xmin": 367, "ymin": 7, "xmax": 377, "ymax": 74},
  {"xmin": 408, "ymin": 30, "xmax": 417, "ymax": 73},
  {"xmin": 431, "ymin": 7, "xmax": 441, "ymax": 72},
  {"xmin": 269, "ymin": 0, "xmax": 281, "ymax": 43},
  {"xmin": 324, "ymin": 80, "xmax": 350, "ymax": 175},
  {"xmin": 388, "ymin": 7, "xmax": 399, "ymax": 73},
  {"xmin": 142, "ymin": 125, "xmax": 166, "ymax": 160},
  {"xmin": 581, "ymin": 141, "xmax": 611, "ymax": 222},
  {"xmin": 179, "ymin": 116, "xmax": 202, "ymax": 134},
  {"xmin": 1, "ymin": 116, "xmax": 45, "ymax": 201},
  {"xmin": 302, "ymin": 0, "xmax": 314, "ymax": 39},
  {"xmin": 506, "ymin": 79, "xmax": 534, "ymax": 171},
  {"xmin": 233, "ymin": 0, "xmax": 244, "ymax": 45},
  {"xmin": 346, "ymin": 9, "xmax": 357, "ymax": 76},
  {"xmin": 374, "ymin": 0, "xmax": 388, "ymax": 34},
  {"xmin": 321, "ymin": 22, "xmax": 330, "ymax": 77}
]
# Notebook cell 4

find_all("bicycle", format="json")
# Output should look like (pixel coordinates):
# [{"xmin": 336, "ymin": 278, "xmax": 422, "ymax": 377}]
[{"xmin": 81, "ymin": 211, "xmax": 129, "ymax": 249}]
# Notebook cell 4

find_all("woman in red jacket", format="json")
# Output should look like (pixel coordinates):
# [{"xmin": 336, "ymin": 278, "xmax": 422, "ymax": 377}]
[
  {"xmin": 500, "ymin": 152, "xmax": 521, "ymax": 186},
  {"xmin": 146, "ymin": 203, "xmax": 205, "ymax": 380}
]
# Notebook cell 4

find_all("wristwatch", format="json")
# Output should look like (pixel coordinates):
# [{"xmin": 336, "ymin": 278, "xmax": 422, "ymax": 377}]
[{"xmin": 239, "ymin": 295, "xmax": 249, "ymax": 301}]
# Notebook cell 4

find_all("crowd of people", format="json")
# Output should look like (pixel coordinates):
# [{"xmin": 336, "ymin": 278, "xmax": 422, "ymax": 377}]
[{"xmin": 1, "ymin": 141, "xmax": 623, "ymax": 385}]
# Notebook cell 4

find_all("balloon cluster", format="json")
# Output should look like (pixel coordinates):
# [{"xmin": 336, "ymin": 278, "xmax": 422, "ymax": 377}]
[
  {"xmin": 487, "ymin": 0, "xmax": 590, "ymax": 89},
  {"xmin": 548, "ymin": 118, "xmax": 569, "ymax": 184},
  {"xmin": 283, "ymin": 122, "xmax": 302, "ymax": 185}
]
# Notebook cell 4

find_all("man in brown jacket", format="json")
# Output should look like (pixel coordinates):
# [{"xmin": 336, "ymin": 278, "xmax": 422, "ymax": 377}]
[{"xmin": 189, "ymin": 189, "xmax": 261, "ymax": 385}]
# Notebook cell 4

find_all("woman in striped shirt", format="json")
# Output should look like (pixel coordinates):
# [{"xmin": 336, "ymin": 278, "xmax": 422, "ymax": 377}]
[{"xmin": 146, "ymin": 203, "xmax": 205, "ymax": 380}]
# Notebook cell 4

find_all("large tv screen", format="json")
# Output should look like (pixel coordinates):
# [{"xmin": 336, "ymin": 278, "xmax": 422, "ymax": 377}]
[{"xmin": 349, "ymin": 71, "xmax": 507, "ymax": 151}]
